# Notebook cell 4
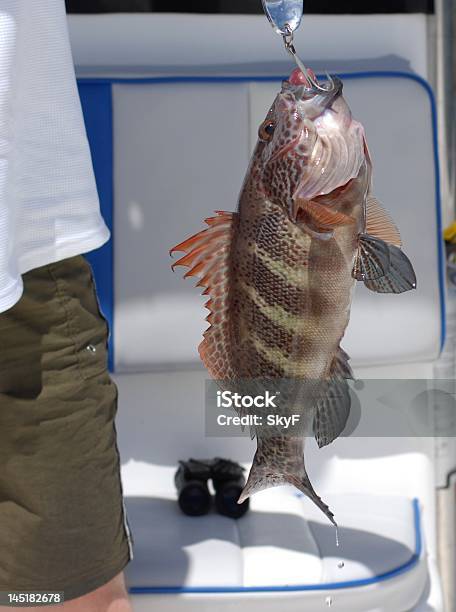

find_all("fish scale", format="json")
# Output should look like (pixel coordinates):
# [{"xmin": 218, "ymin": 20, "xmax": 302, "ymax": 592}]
[
  {"xmin": 171, "ymin": 70, "xmax": 416, "ymax": 524},
  {"xmin": 234, "ymin": 203, "xmax": 312, "ymax": 378},
  {"xmin": 232, "ymin": 181, "xmax": 360, "ymax": 382}
]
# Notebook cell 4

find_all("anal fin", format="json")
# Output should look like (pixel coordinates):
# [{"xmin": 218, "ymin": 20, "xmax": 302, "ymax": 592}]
[{"xmin": 313, "ymin": 348, "xmax": 353, "ymax": 449}]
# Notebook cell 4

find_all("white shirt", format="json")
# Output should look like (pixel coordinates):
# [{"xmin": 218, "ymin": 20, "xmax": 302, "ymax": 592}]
[{"xmin": 0, "ymin": 0, "xmax": 110, "ymax": 312}]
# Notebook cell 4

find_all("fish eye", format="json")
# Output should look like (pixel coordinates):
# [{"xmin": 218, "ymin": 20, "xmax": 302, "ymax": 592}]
[{"xmin": 259, "ymin": 120, "xmax": 276, "ymax": 142}]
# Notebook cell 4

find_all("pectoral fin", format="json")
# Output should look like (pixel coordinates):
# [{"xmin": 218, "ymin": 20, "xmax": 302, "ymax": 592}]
[
  {"xmin": 365, "ymin": 195, "xmax": 402, "ymax": 247},
  {"xmin": 353, "ymin": 234, "xmax": 416, "ymax": 293},
  {"xmin": 293, "ymin": 198, "xmax": 354, "ymax": 240}
]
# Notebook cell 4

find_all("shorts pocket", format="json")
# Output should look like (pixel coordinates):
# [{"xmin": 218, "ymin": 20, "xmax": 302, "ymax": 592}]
[{"xmin": 49, "ymin": 256, "xmax": 110, "ymax": 381}]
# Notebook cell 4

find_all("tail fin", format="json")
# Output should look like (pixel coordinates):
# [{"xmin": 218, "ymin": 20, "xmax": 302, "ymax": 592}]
[{"xmin": 238, "ymin": 437, "xmax": 336, "ymax": 526}]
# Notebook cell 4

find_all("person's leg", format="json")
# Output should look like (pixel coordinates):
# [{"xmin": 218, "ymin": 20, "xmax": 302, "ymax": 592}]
[
  {"xmin": 61, "ymin": 572, "xmax": 131, "ymax": 612},
  {"xmin": 0, "ymin": 255, "xmax": 133, "ymax": 606}
]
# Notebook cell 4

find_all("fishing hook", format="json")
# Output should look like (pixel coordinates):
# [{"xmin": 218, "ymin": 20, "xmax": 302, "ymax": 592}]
[{"xmin": 282, "ymin": 23, "xmax": 334, "ymax": 92}]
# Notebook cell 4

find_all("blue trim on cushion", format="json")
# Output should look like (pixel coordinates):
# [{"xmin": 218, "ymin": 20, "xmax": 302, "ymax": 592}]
[
  {"xmin": 128, "ymin": 498, "xmax": 421, "ymax": 595},
  {"xmin": 77, "ymin": 70, "xmax": 444, "ymax": 368},
  {"xmin": 78, "ymin": 82, "xmax": 115, "ymax": 371}
]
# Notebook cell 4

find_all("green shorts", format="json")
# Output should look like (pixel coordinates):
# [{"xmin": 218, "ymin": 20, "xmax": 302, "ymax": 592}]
[{"xmin": 0, "ymin": 255, "xmax": 133, "ymax": 601}]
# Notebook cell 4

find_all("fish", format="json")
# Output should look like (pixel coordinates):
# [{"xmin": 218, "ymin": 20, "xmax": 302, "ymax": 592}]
[{"xmin": 170, "ymin": 68, "xmax": 416, "ymax": 525}]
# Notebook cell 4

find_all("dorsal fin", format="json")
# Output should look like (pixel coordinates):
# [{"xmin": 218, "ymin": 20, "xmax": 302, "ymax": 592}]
[
  {"xmin": 366, "ymin": 195, "xmax": 402, "ymax": 247},
  {"xmin": 171, "ymin": 211, "xmax": 237, "ymax": 378}
]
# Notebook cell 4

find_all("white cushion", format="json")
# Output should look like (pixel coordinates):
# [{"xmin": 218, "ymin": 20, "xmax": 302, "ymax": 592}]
[
  {"xmin": 123, "ymin": 464, "xmax": 426, "ymax": 611},
  {"xmin": 113, "ymin": 367, "xmax": 435, "ymax": 611}
]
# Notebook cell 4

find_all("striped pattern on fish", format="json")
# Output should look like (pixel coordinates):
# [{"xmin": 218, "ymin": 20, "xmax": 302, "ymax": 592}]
[{"xmin": 171, "ymin": 69, "xmax": 416, "ymax": 525}]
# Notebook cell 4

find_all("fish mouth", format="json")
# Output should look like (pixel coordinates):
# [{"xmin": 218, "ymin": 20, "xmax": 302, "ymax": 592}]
[{"xmin": 292, "ymin": 75, "xmax": 343, "ymax": 109}]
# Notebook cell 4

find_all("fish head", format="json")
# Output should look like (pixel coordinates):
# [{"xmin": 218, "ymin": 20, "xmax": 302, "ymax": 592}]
[{"xmin": 255, "ymin": 69, "xmax": 366, "ymax": 224}]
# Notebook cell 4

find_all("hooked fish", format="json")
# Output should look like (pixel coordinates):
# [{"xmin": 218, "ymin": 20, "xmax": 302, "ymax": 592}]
[{"xmin": 171, "ymin": 68, "xmax": 416, "ymax": 525}]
